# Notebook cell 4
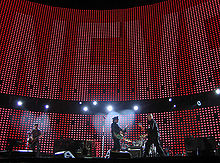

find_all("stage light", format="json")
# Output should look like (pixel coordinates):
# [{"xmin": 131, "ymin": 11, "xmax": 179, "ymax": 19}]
[
  {"xmin": 107, "ymin": 106, "xmax": 113, "ymax": 112},
  {"xmin": 93, "ymin": 101, "xmax": 97, "ymax": 105},
  {"xmin": 215, "ymin": 88, "xmax": 220, "ymax": 95},
  {"xmin": 17, "ymin": 101, "xmax": 23, "ymax": 106},
  {"xmin": 45, "ymin": 104, "xmax": 49, "ymax": 109},
  {"xmin": 133, "ymin": 106, "xmax": 139, "ymax": 111},
  {"xmin": 79, "ymin": 102, "xmax": 82, "ymax": 105},
  {"xmin": 197, "ymin": 101, "xmax": 201, "ymax": 106},
  {"xmin": 169, "ymin": 98, "xmax": 172, "ymax": 102},
  {"xmin": 83, "ymin": 107, "xmax": 88, "ymax": 112},
  {"xmin": 173, "ymin": 104, "xmax": 176, "ymax": 108}
]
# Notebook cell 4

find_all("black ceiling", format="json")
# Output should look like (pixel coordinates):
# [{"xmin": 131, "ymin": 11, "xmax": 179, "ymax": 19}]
[{"xmin": 27, "ymin": 0, "xmax": 167, "ymax": 10}]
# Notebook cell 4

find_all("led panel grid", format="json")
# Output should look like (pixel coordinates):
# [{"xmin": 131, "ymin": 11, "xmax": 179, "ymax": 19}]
[
  {"xmin": 0, "ymin": 106, "xmax": 219, "ymax": 157},
  {"xmin": 0, "ymin": 0, "xmax": 219, "ymax": 102}
]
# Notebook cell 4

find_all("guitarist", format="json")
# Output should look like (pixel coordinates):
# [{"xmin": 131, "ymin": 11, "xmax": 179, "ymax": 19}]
[
  {"xmin": 29, "ymin": 124, "xmax": 41, "ymax": 157},
  {"xmin": 141, "ymin": 114, "xmax": 165, "ymax": 157},
  {"xmin": 111, "ymin": 116, "xmax": 127, "ymax": 152}
]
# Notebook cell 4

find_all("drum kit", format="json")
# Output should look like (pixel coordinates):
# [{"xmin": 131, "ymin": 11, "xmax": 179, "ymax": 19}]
[
  {"xmin": 120, "ymin": 123, "xmax": 161, "ymax": 157},
  {"xmin": 121, "ymin": 129, "xmax": 159, "ymax": 157},
  {"xmin": 132, "ymin": 133, "xmax": 148, "ymax": 147},
  {"xmin": 121, "ymin": 134, "xmax": 148, "ymax": 158}
]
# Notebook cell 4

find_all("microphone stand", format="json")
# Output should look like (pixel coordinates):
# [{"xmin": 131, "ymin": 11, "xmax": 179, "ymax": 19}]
[{"xmin": 101, "ymin": 115, "xmax": 106, "ymax": 158}]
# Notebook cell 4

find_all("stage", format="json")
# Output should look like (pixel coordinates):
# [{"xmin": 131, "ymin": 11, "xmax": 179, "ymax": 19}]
[
  {"xmin": 0, "ymin": 156, "xmax": 219, "ymax": 163},
  {"xmin": 0, "ymin": 150, "xmax": 219, "ymax": 163}
]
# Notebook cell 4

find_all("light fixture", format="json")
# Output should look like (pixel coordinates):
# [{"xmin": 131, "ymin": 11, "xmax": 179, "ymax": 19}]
[
  {"xmin": 83, "ymin": 107, "xmax": 88, "ymax": 112},
  {"xmin": 17, "ymin": 101, "xmax": 23, "ymax": 106},
  {"xmin": 215, "ymin": 88, "xmax": 220, "ymax": 95},
  {"xmin": 133, "ymin": 106, "xmax": 139, "ymax": 111},
  {"xmin": 93, "ymin": 101, "xmax": 98, "ymax": 106},
  {"xmin": 45, "ymin": 104, "xmax": 49, "ymax": 109},
  {"xmin": 197, "ymin": 101, "xmax": 201, "ymax": 106},
  {"xmin": 107, "ymin": 106, "xmax": 113, "ymax": 112}
]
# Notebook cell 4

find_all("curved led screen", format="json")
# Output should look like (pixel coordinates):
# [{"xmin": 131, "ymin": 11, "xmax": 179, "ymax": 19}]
[{"xmin": 0, "ymin": 0, "xmax": 219, "ymax": 101}]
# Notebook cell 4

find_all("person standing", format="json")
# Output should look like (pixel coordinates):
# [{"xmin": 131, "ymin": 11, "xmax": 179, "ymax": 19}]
[
  {"xmin": 142, "ymin": 114, "xmax": 165, "ymax": 157},
  {"xmin": 111, "ymin": 116, "xmax": 127, "ymax": 152},
  {"xmin": 29, "ymin": 124, "xmax": 41, "ymax": 157}
]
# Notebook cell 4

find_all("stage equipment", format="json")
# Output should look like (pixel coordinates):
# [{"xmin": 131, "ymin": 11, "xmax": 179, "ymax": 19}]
[
  {"xmin": 105, "ymin": 150, "xmax": 131, "ymax": 159},
  {"xmin": 184, "ymin": 136, "xmax": 217, "ymax": 156},
  {"xmin": 6, "ymin": 138, "xmax": 24, "ymax": 152},
  {"xmin": 54, "ymin": 151, "xmax": 75, "ymax": 158},
  {"xmin": 54, "ymin": 139, "xmax": 96, "ymax": 158},
  {"xmin": 127, "ymin": 147, "xmax": 142, "ymax": 158},
  {"xmin": 0, "ymin": 150, "xmax": 35, "ymax": 158}
]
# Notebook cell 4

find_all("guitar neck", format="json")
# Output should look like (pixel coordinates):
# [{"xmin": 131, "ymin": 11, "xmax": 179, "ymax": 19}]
[{"xmin": 123, "ymin": 138, "xmax": 132, "ymax": 143}]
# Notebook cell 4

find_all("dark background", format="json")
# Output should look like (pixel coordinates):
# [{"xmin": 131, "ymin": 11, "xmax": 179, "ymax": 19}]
[{"xmin": 27, "ymin": 0, "xmax": 167, "ymax": 10}]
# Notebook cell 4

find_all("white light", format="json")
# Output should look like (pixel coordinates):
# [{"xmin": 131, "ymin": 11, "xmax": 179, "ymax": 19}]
[
  {"xmin": 169, "ymin": 98, "xmax": 172, "ymax": 102},
  {"xmin": 197, "ymin": 101, "xmax": 201, "ymax": 106},
  {"xmin": 107, "ymin": 106, "xmax": 113, "ymax": 112},
  {"xmin": 173, "ymin": 104, "xmax": 176, "ymax": 108},
  {"xmin": 79, "ymin": 102, "xmax": 82, "ymax": 105},
  {"xmin": 216, "ymin": 88, "xmax": 220, "ymax": 95},
  {"xmin": 83, "ymin": 107, "xmax": 88, "ymax": 112},
  {"xmin": 17, "ymin": 101, "xmax": 23, "ymax": 106},
  {"xmin": 45, "ymin": 105, "xmax": 49, "ymax": 109},
  {"xmin": 133, "ymin": 106, "xmax": 139, "ymax": 111},
  {"xmin": 93, "ymin": 101, "xmax": 98, "ymax": 105}
]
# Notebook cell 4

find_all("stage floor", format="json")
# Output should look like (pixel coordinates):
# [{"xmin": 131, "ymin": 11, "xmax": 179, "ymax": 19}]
[
  {"xmin": 0, "ymin": 150, "xmax": 219, "ymax": 162},
  {"xmin": 0, "ymin": 156, "xmax": 219, "ymax": 163}
]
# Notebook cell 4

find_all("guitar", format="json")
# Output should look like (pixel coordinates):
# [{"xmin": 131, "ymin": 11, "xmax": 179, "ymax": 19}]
[
  {"xmin": 138, "ymin": 123, "xmax": 148, "ymax": 138},
  {"xmin": 113, "ymin": 125, "xmax": 132, "ymax": 143},
  {"xmin": 139, "ymin": 134, "xmax": 148, "ymax": 139},
  {"xmin": 27, "ymin": 135, "xmax": 41, "ymax": 145},
  {"xmin": 114, "ymin": 131, "xmax": 132, "ymax": 143}
]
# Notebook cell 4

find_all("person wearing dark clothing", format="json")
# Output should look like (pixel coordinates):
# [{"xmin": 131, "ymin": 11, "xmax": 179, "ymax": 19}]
[
  {"xmin": 30, "ymin": 124, "xmax": 41, "ymax": 157},
  {"xmin": 111, "ymin": 116, "xmax": 127, "ymax": 152},
  {"xmin": 143, "ymin": 114, "xmax": 165, "ymax": 157}
]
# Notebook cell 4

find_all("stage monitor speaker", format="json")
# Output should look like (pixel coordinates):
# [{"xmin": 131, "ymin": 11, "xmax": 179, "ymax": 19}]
[
  {"xmin": 105, "ymin": 150, "xmax": 131, "ymax": 159},
  {"xmin": 54, "ymin": 151, "xmax": 75, "ymax": 158},
  {"xmin": 128, "ymin": 148, "xmax": 142, "ymax": 158}
]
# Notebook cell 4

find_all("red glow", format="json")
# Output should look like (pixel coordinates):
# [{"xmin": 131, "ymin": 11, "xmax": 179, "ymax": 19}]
[
  {"xmin": 0, "ymin": 106, "xmax": 219, "ymax": 156},
  {"xmin": 0, "ymin": 0, "xmax": 219, "ymax": 101}
]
